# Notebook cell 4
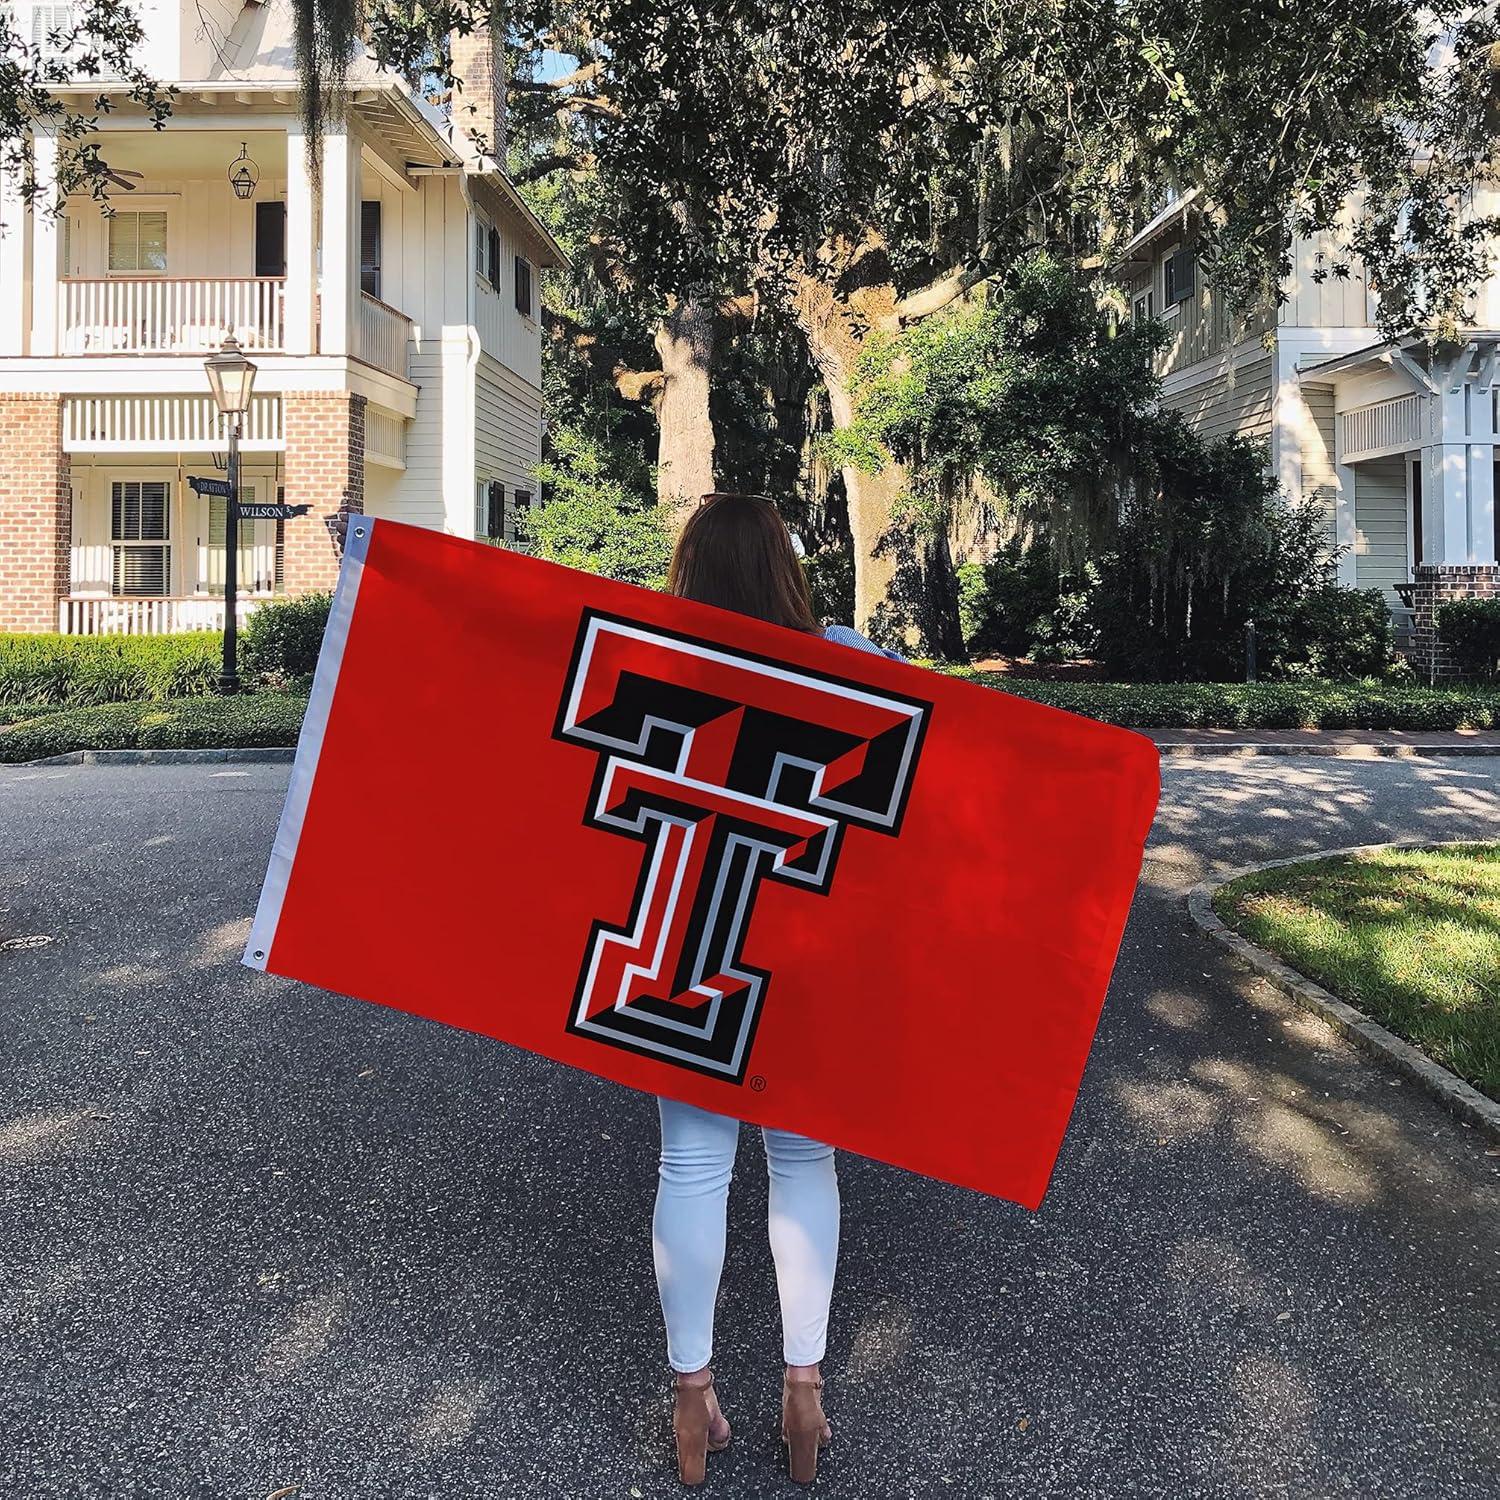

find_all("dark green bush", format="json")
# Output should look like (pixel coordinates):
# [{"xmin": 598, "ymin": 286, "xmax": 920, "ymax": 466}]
[
  {"xmin": 951, "ymin": 673, "xmax": 1500, "ymax": 731},
  {"xmin": 1438, "ymin": 597, "xmax": 1500, "ymax": 681},
  {"xmin": 0, "ymin": 633, "xmax": 220, "ymax": 708},
  {"xmin": 958, "ymin": 542, "xmax": 1097, "ymax": 661},
  {"xmin": 0, "ymin": 695, "xmax": 308, "ymax": 763},
  {"xmin": 1258, "ymin": 583, "xmax": 1396, "ymax": 680},
  {"xmin": 240, "ymin": 593, "xmax": 332, "ymax": 688}
]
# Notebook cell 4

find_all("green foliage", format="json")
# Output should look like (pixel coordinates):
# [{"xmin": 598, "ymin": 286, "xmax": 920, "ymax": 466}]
[
  {"xmin": 0, "ymin": 633, "xmax": 220, "ymax": 708},
  {"xmin": 951, "ymin": 675, "xmax": 1500, "ymax": 731},
  {"xmin": 0, "ymin": 695, "xmax": 308, "ymax": 763},
  {"xmin": 240, "ymin": 593, "xmax": 332, "ymax": 690},
  {"xmin": 1438, "ymin": 597, "xmax": 1500, "ymax": 681},
  {"xmin": 957, "ymin": 543, "xmax": 1098, "ymax": 662},
  {"xmin": 803, "ymin": 545, "xmax": 855, "ymax": 626},
  {"xmin": 845, "ymin": 260, "xmax": 1164, "ymax": 536},
  {"xmin": 525, "ymin": 422, "xmax": 673, "ymax": 588}
]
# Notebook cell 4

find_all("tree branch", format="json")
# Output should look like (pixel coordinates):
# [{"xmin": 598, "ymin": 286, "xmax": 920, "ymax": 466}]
[{"xmin": 893, "ymin": 260, "xmax": 996, "ymax": 320}]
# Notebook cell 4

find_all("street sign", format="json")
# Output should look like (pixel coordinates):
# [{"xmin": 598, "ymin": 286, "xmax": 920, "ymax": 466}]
[
  {"xmin": 187, "ymin": 475, "xmax": 235, "ymax": 498},
  {"xmin": 238, "ymin": 503, "xmax": 311, "ymax": 521}
]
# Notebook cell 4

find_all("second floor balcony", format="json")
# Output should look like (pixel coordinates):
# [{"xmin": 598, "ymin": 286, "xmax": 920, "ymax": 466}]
[
  {"xmin": 3, "ymin": 122, "xmax": 417, "ymax": 383},
  {"xmin": 56, "ymin": 274, "xmax": 411, "ymax": 377}
]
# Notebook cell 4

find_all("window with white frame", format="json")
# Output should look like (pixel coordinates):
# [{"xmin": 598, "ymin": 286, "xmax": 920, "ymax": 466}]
[
  {"xmin": 107, "ymin": 210, "xmax": 167, "ymax": 273},
  {"xmin": 1132, "ymin": 288, "xmax": 1153, "ymax": 323},
  {"xmin": 111, "ymin": 479, "xmax": 169, "ymax": 596}
]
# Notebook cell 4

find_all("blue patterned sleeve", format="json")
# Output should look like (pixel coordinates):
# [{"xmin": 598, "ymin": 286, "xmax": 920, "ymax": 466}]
[{"xmin": 820, "ymin": 624, "xmax": 906, "ymax": 662}]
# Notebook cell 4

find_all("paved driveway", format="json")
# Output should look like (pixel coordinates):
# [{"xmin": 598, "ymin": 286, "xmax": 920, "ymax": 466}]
[{"xmin": 1, "ymin": 758, "xmax": 1497, "ymax": 1498}]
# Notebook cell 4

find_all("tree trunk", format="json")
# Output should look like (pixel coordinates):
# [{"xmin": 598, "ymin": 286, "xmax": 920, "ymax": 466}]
[
  {"xmin": 654, "ymin": 294, "xmax": 717, "ymax": 531},
  {"xmin": 789, "ymin": 265, "xmax": 966, "ymax": 658}
]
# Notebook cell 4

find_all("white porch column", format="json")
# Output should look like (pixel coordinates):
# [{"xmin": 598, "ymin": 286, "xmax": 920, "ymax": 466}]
[
  {"xmin": 284, "ymin": 124, "xmax": 317, "ymax": 355},
  {"xmin": 1334, "ymin": 461, "xmax": 1358, "ymax": 585},
  {"xmin": 318, "ymin": 129, "xmax": 361, "ymax": 358},
  {"xmin": 1422, "ymin": 378, "xmax": 1498, "ymax": 565},
  {"xmin": 29, "ymin": 133, "xmax": 59, "ymax": 357},
  {"xmin": 0, "ymin": 161, "xmax": 26, "ymax": 356}
]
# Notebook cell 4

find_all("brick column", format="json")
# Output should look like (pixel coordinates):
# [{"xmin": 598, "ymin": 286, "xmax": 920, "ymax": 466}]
[
  {"xmin": 1408, "ymin": 563, "xmax": 1500, "ymax": 681},
  {"xmin": 281, "ymin": 392, "xmax": 365, "ymax": 594},
  {"xmin": 0, "ymin": 394, "xmax": 70, "ymax": 633}
]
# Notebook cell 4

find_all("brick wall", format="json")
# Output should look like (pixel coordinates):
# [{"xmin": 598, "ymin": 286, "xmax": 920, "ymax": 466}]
[
  {"xmin": 0, "ymin": 394, "xmax": 70, "ymax": 633},
  {"xmin": 281, "ymin": 392, "xmax": 366, "ymax": 594},
  {"xmin": 1408, "ymin": 563, "xmax": 1500, "ymax": 681}
]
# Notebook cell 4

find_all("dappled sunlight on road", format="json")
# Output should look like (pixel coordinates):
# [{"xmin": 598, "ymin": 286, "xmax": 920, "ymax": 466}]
[
  {"xmin": 258, "ymin": 1286, "xmax": 348, "ymax": 1380},
  {"xmin": 1145, "ymin": 759, "xmax": 1500, "ymax": 889},
  {"xmin": 410, "ymin": 1374, "xmax": 495, "ymax": 1449},
  {"xmin": 0, "ymin": 1108, "xmax": 97, "ymax": 1163},
  {"xmin": 844, "ymin": 1297, "xmax": 915, "ymax": 1380}
]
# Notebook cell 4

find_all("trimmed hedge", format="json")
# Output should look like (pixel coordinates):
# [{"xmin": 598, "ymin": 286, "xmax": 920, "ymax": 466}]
[
  {"xmin": 955, "ymin": 674, "xmax": 1500, "ymax": 730},
  {"xmin": 1438, "ymin": 597, "xmax": 1500, "ymax": 681},
  {"xmin": 0, "ymin": 632, "xmax": 220, "ymax": 708},
  {"xmin": 241, "ymin": 592, "xmax": 332, "ymax": 689},
  {"xmin": 0, "ymin": 695, "xmax": 307, "ymax": 763}
]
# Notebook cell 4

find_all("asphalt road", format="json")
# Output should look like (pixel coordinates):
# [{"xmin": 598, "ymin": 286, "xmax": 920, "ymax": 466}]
[{"xmin": 1, "ymin": 757, "xmax": 1498, "ymax": 1499}]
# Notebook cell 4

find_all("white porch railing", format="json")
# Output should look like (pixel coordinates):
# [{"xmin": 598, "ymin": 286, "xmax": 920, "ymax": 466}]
[
  {"xmin": 1340, "ymin": 393, "xmax": 1427, "ymax": 464},
  {"xmin": 58, "ymin": 596, "xmax": 268, "ymax": 635},
  {"xmin": 59, "ymin": 277, "xmax": 287, "ymax": 354},
  {"xmin": 365, "ymin": 405, "xmax": 407, "ymax": 467},
  {"xmin": 63, "ymin": 394, "xmax": 284, "ymax": 452},
  {"xmin": 353, "ymin": 291, "xmax": 411, "ymax": 377}
]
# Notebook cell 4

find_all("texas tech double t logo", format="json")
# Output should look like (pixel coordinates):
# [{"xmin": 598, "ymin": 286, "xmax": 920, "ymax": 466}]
[{"xmin": 555, "ymin": 611, "xmax": 931, "ymax": 1083}]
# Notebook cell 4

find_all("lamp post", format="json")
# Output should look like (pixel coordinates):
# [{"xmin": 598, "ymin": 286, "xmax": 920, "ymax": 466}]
[{"xmin": 204, "ymin": 334, "xmax": 258, "ymax": 693}]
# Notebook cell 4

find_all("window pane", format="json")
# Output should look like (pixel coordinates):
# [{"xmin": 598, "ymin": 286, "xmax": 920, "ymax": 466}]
[
  {"xmin": 113, "ymin": 545, "xmax": 167, "ymax": 596},
  {"xmin": 138, "ymin": 212, "xmax": 167, "ymax": 271},
  {"xmin": 107, "ymin": 214, "xmax": 138, "ymax": 272}
]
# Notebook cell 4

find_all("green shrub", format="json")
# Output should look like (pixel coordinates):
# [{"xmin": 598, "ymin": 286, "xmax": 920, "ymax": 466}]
[
  {"xmin": 240, "ymin": 593, "xmax": 332, "ymax": 689},
  {"xmin": 1438, "ymin": 597, "xmax": 1500, "ymax": 681},
  {"xmin": 0, "ymin": 695, "xmax": 308, "ymax": 763},
  {"xmin": 0, "ymin": 633, "xmax": 220, "ymax": 708},
  {"xmin": 1258, "ymin": 583, "xmax": 1396, "ymax": 680},
  {"xmin": 948, "ymin": 673, "xmax": 1500, "ymax": 730}
]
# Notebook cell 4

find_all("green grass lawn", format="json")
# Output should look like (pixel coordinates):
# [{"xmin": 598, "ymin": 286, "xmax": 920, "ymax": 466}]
[{"xmin": 1215, "ymin": 844, "xmax": 1500, "ymax": 1099}]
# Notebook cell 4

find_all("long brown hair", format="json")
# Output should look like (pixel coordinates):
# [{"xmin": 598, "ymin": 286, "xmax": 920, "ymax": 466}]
[{"xmin": 668, "ymin": 492, "xmax": 819, "ymax": 632}]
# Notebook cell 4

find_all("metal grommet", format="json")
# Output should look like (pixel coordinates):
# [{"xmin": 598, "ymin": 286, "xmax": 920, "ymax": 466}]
[
  {"xmin": 253, "ymin": 949, "xmax": 265, "ymax": 960},
  {"xmin": 353, "ymin": 526, "xmax": 366, "ymax": 539}
]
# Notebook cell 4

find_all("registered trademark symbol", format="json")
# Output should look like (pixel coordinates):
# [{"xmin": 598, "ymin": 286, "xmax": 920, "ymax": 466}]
[{"xmin": 750, "ymin": 1075, "xmax": 767, "ymax": 1092}]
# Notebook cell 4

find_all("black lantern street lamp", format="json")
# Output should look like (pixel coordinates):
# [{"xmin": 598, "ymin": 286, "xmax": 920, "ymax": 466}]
[
  {"xmin": 204, "ymin": 334, "xmax": 258, "ymax": 693},
  {"xmin": 228, "ymin": 142, "xmax": 259, "ymax": 200}
]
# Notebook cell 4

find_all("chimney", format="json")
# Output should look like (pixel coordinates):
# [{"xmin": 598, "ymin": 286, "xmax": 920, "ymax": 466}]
[{"xmin": 451, "ymin": 21, "xmax": 506, "ymax": 171}]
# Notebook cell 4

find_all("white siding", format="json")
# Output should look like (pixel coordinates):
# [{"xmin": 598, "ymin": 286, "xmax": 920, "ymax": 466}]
[
  {"xmin": 398, "ymin": 345, "xmax": 462, "ymax": 533},
  {"xmin": 1352, "ymin": 455, "xmax": 1409, "ymax": 598},
  {"xmin": 470, "ymin": 181, "xmax": 543, "ymax": 386},
  {"xmin": 1160, "ymin": 351, "xmax": 1274, "ymax": 446},
  {"xmin": 474, "ymin": 354, "xmax": 542, "ymax": 494}
]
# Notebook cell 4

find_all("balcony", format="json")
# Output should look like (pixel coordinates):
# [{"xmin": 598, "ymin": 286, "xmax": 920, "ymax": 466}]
[
  {"xmin": 60, "ymin": 277, "xmax": 288, "ymax": 354},
  {"xmin": 353, "ymin": 291, "xmax": 412, "ymax": 378},
  {"xmin": 58, "ymin": 596, "xmax": 269, "ymax": 636}
]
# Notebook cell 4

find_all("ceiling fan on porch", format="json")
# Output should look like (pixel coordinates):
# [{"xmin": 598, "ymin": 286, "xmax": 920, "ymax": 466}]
[{"xmin": 98, "ymin": 166, "xmax": 144, "ymax": 192}]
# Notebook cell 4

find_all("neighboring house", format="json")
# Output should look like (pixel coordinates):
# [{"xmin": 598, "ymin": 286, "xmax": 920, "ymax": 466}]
[
  {"xmin": 1116, "ymin": 189, "xmax": 1499, "ymax": 679},
  {"xmin": 0, "ymin": 0, "xmax": 567, "ymax": 635}
]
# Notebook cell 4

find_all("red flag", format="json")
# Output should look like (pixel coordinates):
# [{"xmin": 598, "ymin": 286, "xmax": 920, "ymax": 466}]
[{"xmin": 245, "ymin": 520, "xmax": 1159, "ymax": 1208}]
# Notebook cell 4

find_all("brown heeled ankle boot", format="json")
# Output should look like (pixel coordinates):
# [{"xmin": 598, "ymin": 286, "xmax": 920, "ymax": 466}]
[
  {"xmin": 672, "ymin": 1372, "xmax": 730, "ymax": 1486},
  {"xmin": 781, "ymin": 1373, "xmax": 831, "ymax": 1484}
]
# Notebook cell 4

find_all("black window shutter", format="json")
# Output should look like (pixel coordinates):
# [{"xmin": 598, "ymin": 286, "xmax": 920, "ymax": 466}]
[
  {"xmin": 254, "ymin": 202, "xmax": 287, "ymax": 278},
  {"xmin": 513, "ymin": 489, "xmax": 532, "ymax": 512},
  {"xmin": 487, "ymin": 481, "xmax": 505, "ymax": 538},
  {"xmin": 487, "ymin": 227, "xmax": 501, "ymax": 291},
  {"xmin": 513, "ymin": 256, "xmax": 532, "ymax": 317},
  {"xmin": 1167, "ymin": 247, "xmax": 1195, "ymax": 305},
  {"xmin": 360, "ymin": 201, "xmax": 382, "ymax": 299}
]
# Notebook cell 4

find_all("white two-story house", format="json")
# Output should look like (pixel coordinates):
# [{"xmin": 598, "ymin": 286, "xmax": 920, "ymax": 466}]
[
  {"xmin": 1116, "ymin": 188, "xmax": 1499, "ymax": 680},
  {"xmin": 0, "ymin": 0, "xmax": 567, "ymax": 634}
]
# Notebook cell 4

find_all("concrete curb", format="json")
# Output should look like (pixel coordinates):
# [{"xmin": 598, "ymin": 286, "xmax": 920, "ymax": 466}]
[
  {"xmin": 1188, "ymin": 839, "xmax": 1500, "ymax": 1143},
  {"xmin": 1156, "ymin": 741, "xmax": 1500, "ymax": 758},
  {"xmin": 12, "ymin": 747, "xmax": 296, "ymax": 768}
]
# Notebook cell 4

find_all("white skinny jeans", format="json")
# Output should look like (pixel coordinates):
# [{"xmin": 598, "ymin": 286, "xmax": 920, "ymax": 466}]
[{"xmin": 653, "ymin": 1097, "xmax": 840, "ymax": 1373}]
